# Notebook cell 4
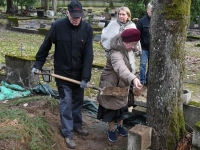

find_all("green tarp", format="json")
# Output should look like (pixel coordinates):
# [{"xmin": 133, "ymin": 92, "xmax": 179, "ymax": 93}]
[{"xmin": 0, "ymin": 81, "xmax": 31, "ymax": 101}]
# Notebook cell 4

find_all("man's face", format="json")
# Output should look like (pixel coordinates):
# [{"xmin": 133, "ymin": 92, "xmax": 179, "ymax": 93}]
[
  {"xmin": 147, "ymin": 6, "xmax": 153, "ymax": 17},
  {"xmin": 66, "ymin": 11, "xmax": 81, "ymax": 26}
]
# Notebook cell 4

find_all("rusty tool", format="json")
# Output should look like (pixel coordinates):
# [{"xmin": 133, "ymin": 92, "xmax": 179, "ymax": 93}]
[{"xmin": 36, "ymin": 72, "xmax": 128, "ymax": 97}]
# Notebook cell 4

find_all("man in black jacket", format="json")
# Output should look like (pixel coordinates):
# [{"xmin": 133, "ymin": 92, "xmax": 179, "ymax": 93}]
[
  {"xmin": 32, "ymin": 0, "xmax": 93, "ymax": 149},
  {"xmin": 136, "ymin": 2, "xmax": 152, "ymax": 86}
]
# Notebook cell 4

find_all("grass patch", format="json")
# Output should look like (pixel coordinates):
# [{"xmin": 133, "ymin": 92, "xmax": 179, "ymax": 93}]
[
  {"xmin": 0, "ymin": 108, "xmax": 56, "ymax": 150},
  {"xmin": 0, "ymin": 96, "xmax": 60, "ymax": 149},
  {"xmin": 1, "ymin": 95, "xmax": 58, "ymax": 107}
]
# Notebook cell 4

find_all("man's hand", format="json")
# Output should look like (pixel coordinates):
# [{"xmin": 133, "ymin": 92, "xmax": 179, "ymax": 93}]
[
  {"xmin": 31, "ymin": 68, "xmax": 40, "ymax": 74},
  {"xmin": 80, "ymin": 80, "xmax": 89, "ymax": 88}
]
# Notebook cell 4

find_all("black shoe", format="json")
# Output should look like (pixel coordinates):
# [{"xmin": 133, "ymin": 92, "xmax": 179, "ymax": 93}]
[
  {"xmin": 74, "ymin": 128, "xmax": 89, "ymax": 136},
  {"xmin": 65, "ymin": 137, "xmax": 76, "ymax": 149}
]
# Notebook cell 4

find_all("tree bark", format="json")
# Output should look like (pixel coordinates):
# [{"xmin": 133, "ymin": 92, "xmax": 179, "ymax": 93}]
[{"xmin": 146, "ymin": 1, "xmax": 191, "ymax": 149}]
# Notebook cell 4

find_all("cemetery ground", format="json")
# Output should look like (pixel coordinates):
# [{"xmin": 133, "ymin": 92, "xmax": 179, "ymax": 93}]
[{"xmin": 0, "ymin": 24, "xmax": 200, "ymax": 149}]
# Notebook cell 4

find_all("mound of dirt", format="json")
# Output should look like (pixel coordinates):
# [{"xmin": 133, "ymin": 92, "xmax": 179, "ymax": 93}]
[{"xmin": 0, "ymin": 98, "xmax": 130, "ymax": 150}]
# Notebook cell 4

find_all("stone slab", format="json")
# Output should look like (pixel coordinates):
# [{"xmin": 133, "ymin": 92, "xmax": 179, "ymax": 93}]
[
  {"xmin": 183, "ymin": 104, "xmax": 200, "ymax": 132},
  {"xmin": 192, "ymin": 127, "xmax": 200, "ymax": 148},
  {"xmin": 93, "ymin": 34, "xmax": 101, "ymax": 42},
  {"xmin": 127, "ymin": 124, "xmax": 152, "ymax": 150},
  {"xmin": 11, "ymin": 26, "xmax": 38, "ymax": 34}
]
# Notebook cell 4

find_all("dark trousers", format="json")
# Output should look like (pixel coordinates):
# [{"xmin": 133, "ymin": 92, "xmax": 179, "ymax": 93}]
[{"xmin": 58, "ymin": 84, "xmax": 84, "ymax": 138}]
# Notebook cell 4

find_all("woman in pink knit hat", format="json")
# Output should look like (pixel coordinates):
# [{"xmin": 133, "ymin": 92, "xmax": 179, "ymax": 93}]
[{"xmin": 97, "ymin": 28, "xmax": 143, "ymax": 143}]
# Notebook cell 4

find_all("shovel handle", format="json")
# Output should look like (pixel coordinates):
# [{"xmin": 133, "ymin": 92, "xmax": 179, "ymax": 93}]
[
  {"xmin": 51, "ymin": 73, "xmax": 81, "ymax": 85},
  {"xmin": 36, "ymin": 72, "xmax": 101, "ymax": 91},
  {"xmin": 52, "ymin": 74, "xmax": 101, "ymax": 91}
]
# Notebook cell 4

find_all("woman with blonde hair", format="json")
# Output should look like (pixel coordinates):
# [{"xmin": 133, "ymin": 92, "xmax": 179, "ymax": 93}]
[{"xmin": 101, "ymin": 6, "xmax": 142, "ymax": 57}]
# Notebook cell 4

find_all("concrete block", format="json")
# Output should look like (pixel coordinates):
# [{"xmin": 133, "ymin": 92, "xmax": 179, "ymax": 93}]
[
  {"xmin": 183, "ymin": 104, "xmax": 200, "ymax": 132},
  {"xmin": 128, "ymin": 124, "xmax": 152, "ymax": 150},
  {"xmin": 192, "ymin": 127, "xmax": 200, "ymax": 148},
  {"xmin": 183, "ymin": 89, "xmax": 191, "ymax": 104}
]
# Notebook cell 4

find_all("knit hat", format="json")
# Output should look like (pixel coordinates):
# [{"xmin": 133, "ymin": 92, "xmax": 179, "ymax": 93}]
[
  {"xmin": 121, "ymin": 28, "xmax": 141, "ymax": 42},
  {"xmin": 68, "ymin": 0, "xmax": 84, "ymax": 18}
]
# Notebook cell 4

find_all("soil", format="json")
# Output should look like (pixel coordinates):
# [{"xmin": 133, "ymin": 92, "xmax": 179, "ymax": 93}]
[{"xmin": 0, "ymin": 99, "xmax": 130, "ymax": 150}]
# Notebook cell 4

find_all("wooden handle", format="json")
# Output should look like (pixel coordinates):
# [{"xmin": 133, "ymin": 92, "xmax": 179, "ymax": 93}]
[
  {"xmin": 51, "ymin": 73, "xmax": 81, "ymax": 85},
  {"xmin": 47, "ymin": 73, "xmax": 101, "ymax": 92}
]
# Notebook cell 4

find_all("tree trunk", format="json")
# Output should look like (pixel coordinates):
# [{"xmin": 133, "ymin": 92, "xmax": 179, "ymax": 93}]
[
  {"xmin": 52, "ymin": 0, "xmax": 57, "ymax": 14},
  {"xmin": 43, "ymin": 0, "xmax": 49, "ymax": 12},
  {"xmin": 41, "ymin": 0, "xmax": 44, "ymax": 7},
  {"xmin": 6, "ymin": 0, "xmax": 13, "ymax": 13},
  {"xmin": 146, "ymin": 1, "xmax": 191, "ymax": 149}
]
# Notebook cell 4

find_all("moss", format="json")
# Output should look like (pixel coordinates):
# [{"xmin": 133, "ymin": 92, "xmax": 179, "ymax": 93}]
[
  {"xmin": 166, "ymin": 136, "xmax": 176, "ymax": 150},
  {"xmin": 188, "ymin": 101, "xmax": 200, "ymax": 107},
  {"xmin": 92, "ymin": 26, "xmax": 103, "ymax": 32},
  {"xmin": 5, "ymin": 54, "xmax": 35, "ymax": 61},
  {"xmin": 163, "ymin": 0, "xmax": 191, "ymax": 37},
  {"xmin": 38, "ymin": 28, "xmax": 49, "ymax": 36},
  {"xmin": 0, "ymin": 71, "xmax": 6, "ymax": 76},
  {"xmin": 92, "ymin": 63, "xmax": 104, "ymax": 69},
  {"xmin": 167, "ymin": 108, "xmax": 186, "ymax": 149},
  {"xmin": 162, "ymin": 1, "xmax": 190, "ymax": 68},
  {"xmin": 195, "ymin": 121, "xmax": 200, "ymax": 131},
  {"xmin": 7, "ymin": 16, "xmax": 19, "ymax": 27},
  {"xmin": 163, "ymin": 0, "xmax": 191, "ymax": 20},
  {"xmin": 17, "ymin": 16, "xmax": 37, "ymax": 20},
  {"xmin": 93, "ymin": 31, "xmax": 102, "ymax": 35},
  {"xmin": 187, "ymin": 35, "xmax": 200, "ymax": 40}
]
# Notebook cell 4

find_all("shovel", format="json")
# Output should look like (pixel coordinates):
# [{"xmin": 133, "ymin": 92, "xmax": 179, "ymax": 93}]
[{"xmin": 36, "ymin": 72, "xmax": 128, "ymax": 97}]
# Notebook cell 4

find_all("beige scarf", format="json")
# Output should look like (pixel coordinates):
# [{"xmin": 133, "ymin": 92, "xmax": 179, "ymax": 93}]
[{"xmin": 128, "ymin": 50, "xmax": 136, "ymax": 74}]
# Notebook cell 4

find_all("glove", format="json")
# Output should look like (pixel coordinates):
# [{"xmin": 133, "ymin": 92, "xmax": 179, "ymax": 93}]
[
  {"xmin": 80, "ymin": 80, "xmax": 89, "ymax": 88},
  {"xmin": 31, "ymin": 68, "xmax": 40, "ymax": 74}
]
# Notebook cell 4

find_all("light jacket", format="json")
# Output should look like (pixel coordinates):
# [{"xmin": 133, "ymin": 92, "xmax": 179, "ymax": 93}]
[
  {"xmin": 97, "ymin": 35, "xmax": 137, "ymax": 110},
  {"xmin": 101, "ymin": 20, "xmax": 142, "ymax": 54}
]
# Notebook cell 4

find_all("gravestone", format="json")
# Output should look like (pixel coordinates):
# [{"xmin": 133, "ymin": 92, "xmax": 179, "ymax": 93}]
[
  {"xmin": 100, "ymin": 20, "xmax": 110, "ymax": 27},
  {"xmin": 37, "ymin": 10, "xmax": 44, "ymax": 17},
  {"xmin": 102, "ymin": 12, "xmax": 111, "ymax": 20},
  {"xmin": 29, "ymin": 21, "xmax": 34, "ymax": 28},
  {"xmin": 189, "ymin": 22, "xmax": 194, "ymax": 29},
  {"xmin": 40, "ymin": 24, "xmax": 46, "ymax": 28},
  {"xmin": 5, "ymin": 55, "xmax": 39, "ymax": 89},
  {"xmin": 93, "ymin": 34, "xmax": 101, "ymax": 42},
  {"xmin": 87, "ymin": 9, "xmax": 92, "ymax": 13}
]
